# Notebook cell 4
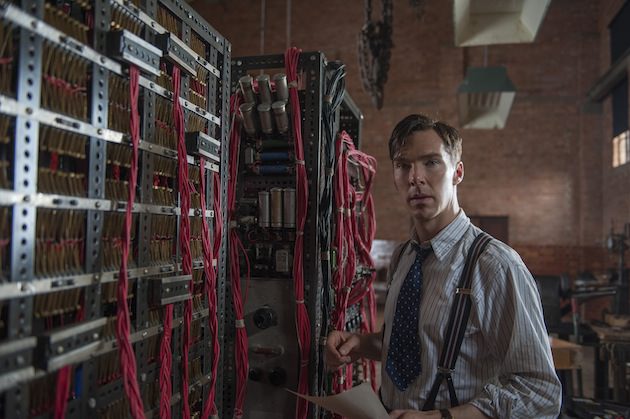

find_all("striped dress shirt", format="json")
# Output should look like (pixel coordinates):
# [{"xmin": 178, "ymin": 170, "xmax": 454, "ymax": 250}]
[{"xmin": 381, "ymin": 211, "xmax": 562, "ymax": 418}]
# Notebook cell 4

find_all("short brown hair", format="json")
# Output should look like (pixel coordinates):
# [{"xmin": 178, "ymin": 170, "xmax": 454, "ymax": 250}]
[{"xmin": 388, "ymin": 114, "xmax": 462, "ymax": 162}]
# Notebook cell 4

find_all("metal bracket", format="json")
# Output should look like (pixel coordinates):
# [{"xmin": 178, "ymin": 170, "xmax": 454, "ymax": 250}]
[
  {"xmin": 36, "ymin": 317, "xmax": 107, "ymax": 372},
  {"xmin": 156, "ymin": 32, "xmax": 197, "ymax": 76},
  {"xmin": 186, "ymin": 131, "xmax": 221, "ymax": 163},
  {"xmin": 107, "ymin": 29, "xmax": 162, "ymax": 76},
  {"xmin": 150, "ymin": 274, "xmax": 193, "ymax": 305}
]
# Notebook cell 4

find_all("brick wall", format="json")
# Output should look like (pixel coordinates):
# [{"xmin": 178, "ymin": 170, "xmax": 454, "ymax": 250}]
[{"xmin": 192, "ymin": 0, "xmax": 624, "ymax": 280}]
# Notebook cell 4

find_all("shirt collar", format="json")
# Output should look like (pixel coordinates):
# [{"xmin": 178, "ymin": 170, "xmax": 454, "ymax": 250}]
[{"xmin": 409, "ymin": 210, "xmax": 470, "ymax": 262}]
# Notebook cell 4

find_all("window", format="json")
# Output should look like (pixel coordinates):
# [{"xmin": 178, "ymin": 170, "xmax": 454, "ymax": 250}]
[
  {"xmin": 613, "ymin": 131, "xmax": 629, "ymax": 168},
  {"xmin": 612, "ymin": 77, "xmax": 629, "ymax": 167}
]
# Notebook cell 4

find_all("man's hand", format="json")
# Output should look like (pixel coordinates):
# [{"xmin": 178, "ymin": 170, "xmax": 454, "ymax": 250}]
[
  {"xmin": 389, "ymin": 410, "xmax": 441, "ymax": 419},
  {"xmin": 324, "ymin": 330, "xmax": 362, "ymax": 370}
]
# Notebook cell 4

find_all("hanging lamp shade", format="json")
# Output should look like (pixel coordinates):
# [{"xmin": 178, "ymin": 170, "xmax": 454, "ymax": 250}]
[
  {"xmin": 457, "ymin": 66, "xmax": 516, "ymax": 129},
  {"xmin": 453, "ymin": 0, "xmax": 551, "ymax": 47}
]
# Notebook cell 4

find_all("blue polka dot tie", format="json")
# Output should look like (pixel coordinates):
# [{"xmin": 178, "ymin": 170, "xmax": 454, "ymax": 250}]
[{"xmin": 386, "ymin": 245, "xmax": 432, "ymax": 391}]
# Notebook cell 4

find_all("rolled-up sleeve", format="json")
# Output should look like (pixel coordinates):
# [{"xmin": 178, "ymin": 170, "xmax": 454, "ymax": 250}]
[{"xmin": 469, "ymin": 259, "xmax": 562, "ymax": 418}]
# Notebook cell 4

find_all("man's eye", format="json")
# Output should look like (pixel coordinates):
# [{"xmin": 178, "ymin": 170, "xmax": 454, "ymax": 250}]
[
  {"xmin": 426, "ymin": 159, "xmax": 440, "ymax": 167},
  {"xmin": 395, "ymin": 162, "xmax": 410, "ymax": 169}
]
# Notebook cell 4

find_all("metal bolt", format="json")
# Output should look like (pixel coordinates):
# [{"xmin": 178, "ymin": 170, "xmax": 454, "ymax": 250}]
[
  {"xmin": 88, "ymin": 398, "xmax": 96, "ymax": 409},
  {"xmin": 22, "ymin": 195, "xmax": 30, "ymax": 202},
  {"xmin": 97, "ymin": 128, "xmax": 103, "ymax": 135},
  {"xmin": 95, "ymin": 201, "xmax": 101, "ymax": 208},
  {"xmin": 25, "ymin": 107, "xmax": 33, "ymax": 115},
  {"xmin": 140, "ymin": 373, "xmax": 147, "ymax": 382},
  {"xmin": 16, "ymin": 355, "xmax": 24, "ymax": 365},
  {"xmin": 57, "ymin": 346, "xmax": 64, "ymax": 354},
  {"xmin": 100, "ymin": 57, "xmax": 106, "ymax": 64}
]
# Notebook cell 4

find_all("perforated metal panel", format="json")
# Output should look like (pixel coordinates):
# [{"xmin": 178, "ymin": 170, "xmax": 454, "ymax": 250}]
[{"xmin": 0, "ymin": 0, "xmax": 230, "ymax": 417}]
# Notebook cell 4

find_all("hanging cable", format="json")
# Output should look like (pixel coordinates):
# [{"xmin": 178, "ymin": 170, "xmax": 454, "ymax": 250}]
[
  {"xmin": 200, "ymin": 156, "xmax": 220, "ymax": 419},
  {"xmin": 285, "ymin": 47, "xmax": 312, "ymax": 419},
  {"xmin": 227, "ymin": 93, "xmax": 249, "ymax": 418},
  {"xmin": 319, "ymin": 64, "xmax": 346, "ymax": 391},
  {"xmin": 174, "ymin": 65, "xmax": 194, "ymax": 419},
  {"xmin": 115, "ymin": 65, "xmax": 145, "ymax": 419},
  {"xmin": 54, "ymin": 365, "xmax": 72, "ymax": 419},
  {"xmin": 330, "ymin": 131, "xmax": 378, "ymax": 393}
]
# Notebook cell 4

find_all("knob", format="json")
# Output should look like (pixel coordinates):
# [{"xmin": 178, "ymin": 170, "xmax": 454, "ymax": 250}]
[
  {"xmin": 253, "ymin": 306, "xmax": 277, "ymax": 329},
  {"xmin": 248, "ymin": 368, "xmax": 263, "ymax": 382},
  {"xmin": 268, "ymin": 367, "xmax": 287, "ymax": 386}
]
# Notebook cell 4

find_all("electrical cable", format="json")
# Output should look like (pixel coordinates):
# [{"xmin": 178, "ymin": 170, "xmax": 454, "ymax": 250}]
[
  {"xmin": 200, "ymin": 156, "xmax": 220, "ymax": 419},
  {"xmin": 174, "ymin": 65, "xmax": 194, "ymax": 419},
  {"xmin": 115, "ymin": 65, "xmax": 145, "ymax": 419},
  {"xmin": 228, "ymin": 93, "xmax": 249, "ymax": 418},
  {"xmin": 285, "ymin": 47, "xmax": 312, "ymax": 419}
]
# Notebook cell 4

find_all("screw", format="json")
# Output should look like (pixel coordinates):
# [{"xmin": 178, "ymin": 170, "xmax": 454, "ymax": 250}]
[{"xmin": 88, "ymin": 398, "xmax": 96, "ymax": 409}]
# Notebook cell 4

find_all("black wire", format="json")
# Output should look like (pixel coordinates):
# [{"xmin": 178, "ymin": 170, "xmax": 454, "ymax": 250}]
[{"xmin": 318, "ymin": 62, "xmax": 346, "ymax": 403}]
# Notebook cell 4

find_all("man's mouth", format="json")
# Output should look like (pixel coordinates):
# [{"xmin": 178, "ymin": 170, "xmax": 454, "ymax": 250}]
[{"xmin": 408, "ymin": 194, "xmax": 431, "ymax": 204}]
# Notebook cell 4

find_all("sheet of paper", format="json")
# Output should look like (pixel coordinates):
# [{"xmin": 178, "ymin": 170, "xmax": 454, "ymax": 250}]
[{"xmin": 288, "ymin": 382, "xmax": 389, "ymax": 419}]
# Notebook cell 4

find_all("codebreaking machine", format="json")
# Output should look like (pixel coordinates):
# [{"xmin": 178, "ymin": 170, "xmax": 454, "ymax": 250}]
[
  {"xmin": 0, "ymin": 1, "xmax": 375, "ymax": 418},
  {"xmin": 225, "ymin": 52, "xmax": 375, "ymax": 419},
  {"xmin": 0, "ymin": 0, "xmax": 231, "ymax": 417}
]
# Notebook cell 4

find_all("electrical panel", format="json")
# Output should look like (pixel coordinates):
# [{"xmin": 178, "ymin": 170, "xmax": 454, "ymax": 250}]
[
  {"xmin": 226, "ymin": 52, "xmax": 375, "ymax": 419},
  {"xmin": 0, "ymin": 0, "xmax": 231, "ymax": 418}
]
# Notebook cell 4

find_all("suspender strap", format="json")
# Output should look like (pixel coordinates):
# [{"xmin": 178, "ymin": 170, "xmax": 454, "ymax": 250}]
[{"xmin": 422, "ymin": 232, "xmax": 492, "ymax": 411}]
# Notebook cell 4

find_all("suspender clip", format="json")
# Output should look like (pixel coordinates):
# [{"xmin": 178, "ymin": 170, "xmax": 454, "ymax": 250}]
[{"xmin": 437, "ymin": 366, "xmax": 454, "ymax": 375}]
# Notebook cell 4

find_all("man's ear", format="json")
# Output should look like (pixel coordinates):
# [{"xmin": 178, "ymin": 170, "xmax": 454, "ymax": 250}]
[{"xmin": 453, "ymin": 161, "xmax": 464, "ymax": 185}]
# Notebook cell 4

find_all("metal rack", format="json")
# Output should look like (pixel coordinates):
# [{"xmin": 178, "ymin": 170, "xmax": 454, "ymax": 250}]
[
  {"xmin": 0, "ymin": 0, "xmax": 231, "ymax": 417},
  {"xmin": 227, "ymin": 53, "xmax": 366, "ymax": 418},
  {"xmin": 228, "ymin": 52, "xmax": 326, "ymax": 419}
]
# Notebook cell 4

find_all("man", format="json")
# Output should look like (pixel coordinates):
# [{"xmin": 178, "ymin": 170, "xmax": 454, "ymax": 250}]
[{"xmin": 325, "ymin": 114, "xmax": 561, "ymax": 418}]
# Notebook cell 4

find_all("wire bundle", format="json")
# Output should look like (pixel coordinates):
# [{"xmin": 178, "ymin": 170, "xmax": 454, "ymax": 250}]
[
  {"xmin": 115, "ymin": 65, "xmax": 145, "ymax": 419},
  {"xmin": 199, "ymin": 156, "xmax": 221, "ymax": 419},
  {"xmin": 331, "ymin": 131, "xmax": 378, "ymax": 392},
  {"xmin": 319, "ymin": 64, "xmax": 346, "ymax": 386},
  {"xmin": 174, "ymin": 65, "xmax": 194, "ymax": 419},
  {"xmin": 227, "ymin": 93, "xmax": 249, "ymax": 418},
  {"xmin": 331, "ymin": 130, "xmax": 357, "ymax": 393},
  {"xmin": 284, "ymin": 47, "xmax": 312, "ymax": 419}
]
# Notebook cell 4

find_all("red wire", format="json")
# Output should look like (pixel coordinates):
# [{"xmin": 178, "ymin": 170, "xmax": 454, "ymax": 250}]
[
  {"xmin": 330, "ymin": 131, "xmax": 378, "ymax": 393},
  {"xmin": 115, "ymin": 65, "xmax": 145, "ymax": 419},
  {"xmin": 159, "ymin": 304, "xmax": 173, "ymax": 418},
  {"xmin": 53, "ymin": 366, "xmax": 71, "ymax": 419},
  {"xmin": 284, "ymin": 47, "xmax": 312, "ymax": 419},
  {"xmin": 200, "ymin": 157, "xmax": 221, "ymax": 419},
  {"xmin": 228, "ymin": 93, "xmax": 249, "ymax": 418},
  {"xmin": 175, "ymin": 65, "xmax": 194, "ymax": 419}
]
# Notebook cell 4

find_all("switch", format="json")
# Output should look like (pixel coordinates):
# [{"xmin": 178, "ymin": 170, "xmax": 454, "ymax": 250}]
[{"xmin": 253, "ymin": 305, "xmax": 277, "ymax": 329}]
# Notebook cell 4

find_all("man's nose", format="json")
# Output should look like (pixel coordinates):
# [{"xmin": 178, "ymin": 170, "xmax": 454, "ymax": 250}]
[{"xmin": 408, "ymin": 164, "xmax": 425, "ymax": 185}]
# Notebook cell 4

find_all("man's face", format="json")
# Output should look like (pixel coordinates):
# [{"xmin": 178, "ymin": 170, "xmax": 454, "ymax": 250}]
[{"xmin": 392, "ymin": 130, "xmax": 463, "ymax": 227}]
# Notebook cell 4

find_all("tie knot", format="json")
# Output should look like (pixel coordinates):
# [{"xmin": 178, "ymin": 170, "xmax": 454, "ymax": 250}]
[{"xmin": 411, "ymin": 242, "xmax": 432, "ymax": 263}]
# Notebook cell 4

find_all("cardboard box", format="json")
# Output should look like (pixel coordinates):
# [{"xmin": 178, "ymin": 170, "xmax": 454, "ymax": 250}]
[{"xmin": 549, "ymin": 336, "xmax": 582, "ymax": 370}]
